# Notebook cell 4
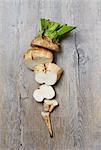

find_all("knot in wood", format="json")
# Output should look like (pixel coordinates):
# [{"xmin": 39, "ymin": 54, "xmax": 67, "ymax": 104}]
[{"xmin": 73, "ymin": 48, "xmax": 89, "ymax": 66}]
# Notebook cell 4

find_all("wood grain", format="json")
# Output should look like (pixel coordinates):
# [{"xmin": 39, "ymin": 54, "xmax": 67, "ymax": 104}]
[{"xmin": 0, "ymin": 0, "xmax": 101, "ymax": 150}]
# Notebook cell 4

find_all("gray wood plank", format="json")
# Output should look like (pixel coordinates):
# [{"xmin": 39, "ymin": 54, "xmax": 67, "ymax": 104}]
[
  {"xmin": 0, "ymin": 0, "xmax": 22, "ymax": 149},
  {"xmin": 72, "ymin": 1, "xmax": 101, "ymax": 149},
  {"xmin": 0, "ymin": 0, "xmax": 101, "ymax": 150}
]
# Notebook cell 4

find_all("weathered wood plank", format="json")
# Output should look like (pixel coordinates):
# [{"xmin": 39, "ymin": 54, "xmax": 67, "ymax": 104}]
[
  {"xmin": 0, "ymin": 0, "xmax": 101, "ymax": 150},
  {"xmin": 72, "ymin": 1, "xmax": 101, "ymax": 149},
  {"xmin": 0, "ymin": 0, "xmax": 22, "ymax": 149}
]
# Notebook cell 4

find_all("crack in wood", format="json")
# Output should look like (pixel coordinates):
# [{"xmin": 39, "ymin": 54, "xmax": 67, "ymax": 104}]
[
  {"xmin": 74, "ymin": 32, "xmax": 80, "ymax": 85},
  {"xmin": 74, "ymin": 32, "xmax": 85, "ymax": 148},
  {"xmin": 16, "ymin": 1, "xmax": 25, "ymax": 150},
  {"xmin": 18, "ymin": 93, "xmax": 25, "ymax": 150}
]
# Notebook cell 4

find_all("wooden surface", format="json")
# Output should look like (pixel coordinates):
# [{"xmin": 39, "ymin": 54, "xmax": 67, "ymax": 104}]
[{"xmin": 0, "ymin": 0, "xmax": 101, "ymax": 150}]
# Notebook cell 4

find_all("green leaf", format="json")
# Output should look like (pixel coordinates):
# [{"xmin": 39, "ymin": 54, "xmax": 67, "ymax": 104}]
[
  {"xmin": 38, "ymin": 30, "xmax": 44, "ymax": 37},
  {"xmin": 44, "ymin": 23, "xmax": 59, "ymax": 37},
  {"xmin": 39, "ymin": 18, "xmax": 45, "ymax": 31},
  {"xmin": 57, "ymin": 25, "xmax": 76, "ymax": 35},
  {"xmin": 48, "ymin": 31, "xmax": 58, "ymax": 39},
  {"xmin": 38, "ymin": 18, "xmax": 76, "ymax": 43}
]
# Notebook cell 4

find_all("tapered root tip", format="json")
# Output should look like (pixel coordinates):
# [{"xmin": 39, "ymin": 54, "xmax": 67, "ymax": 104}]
[{"xmin": 50, "ymin": 133, "xmax": 53, "ymax": 138}]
